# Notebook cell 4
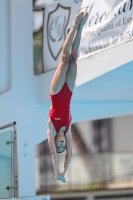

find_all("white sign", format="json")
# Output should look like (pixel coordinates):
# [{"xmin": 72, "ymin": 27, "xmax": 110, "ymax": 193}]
[{"xmin": 43, "ymin": 0, "xmax": 133, "ymax": 72}]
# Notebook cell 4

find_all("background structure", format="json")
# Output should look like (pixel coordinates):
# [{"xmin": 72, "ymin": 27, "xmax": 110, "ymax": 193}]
[{"xmin": 0, "ymin": 0, "xmax": 133, "ymax": 197}]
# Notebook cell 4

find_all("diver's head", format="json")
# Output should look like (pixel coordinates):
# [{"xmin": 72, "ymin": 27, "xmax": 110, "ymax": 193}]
[{"xmin": 55, "ymin": 127, "xmax": 66, "ymax": 153}]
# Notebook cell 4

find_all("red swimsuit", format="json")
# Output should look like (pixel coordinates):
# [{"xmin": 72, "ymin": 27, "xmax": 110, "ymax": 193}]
[{"xmin": 49, "ymin": 83, "xmax": 72, "ymax": 134}]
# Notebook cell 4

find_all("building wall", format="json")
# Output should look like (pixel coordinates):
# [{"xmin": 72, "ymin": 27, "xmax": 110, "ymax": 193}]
[
  {"xmin": 51, "ymin": 189, "xmax": 133, "ymax": 200},
  {"xmin": 0, "ymin": 0, "xmax": 11, "ymax": 95},
  {"xmin": 112, "ymin": 115, "xmax": 133, "ymax": 152},
  {"xmin": 73, "ymin": 114, "xmax": 133, "ymax": 154},
  {"xmin": 75, "ymin": 121, "xmax": 93, "ymax": 153},
  {"xmin": 0, "ymin": 0, "xmax": 47, "ymax": 197}
]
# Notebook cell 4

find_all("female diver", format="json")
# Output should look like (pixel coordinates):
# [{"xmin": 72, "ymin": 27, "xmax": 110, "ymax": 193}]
[{"xmin": 47, "ymin": 12, "xmax": 88, "ymax": 183}]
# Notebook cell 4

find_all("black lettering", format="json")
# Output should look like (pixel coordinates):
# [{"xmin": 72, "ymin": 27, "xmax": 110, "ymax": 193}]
[
  {"xmin": 120, "ymin": 34, "xmax": 124, "ymax": 42},
  {"xmin": 89, "ymin": 16, "xmax": 94, "ymax": 26},
  {"xmin": 88, "ymin": 45, "xmax": 93, "ymax": 53},
  {"xmin": 128, "ymin": 17, "xmax": 133, "ymax": 23},
  {"xmin": 123, "ymin": 0, "xmax": 133, "ymax": 12},
  {"xmin": 97, "ymin": 27, "xmax": 101, "ymax": 35},
  {"xmin": 123, "ymin": 17, "xmax": 128, "ymax": 24},
  {"xmin": 99, "ymin": 12, "xmax": 106, "ymax": 23},
  {"xmin": 80, "ymin": 47, "xmax": 87, "ymax": 55},
  {"xmin": 115, "ymin": 19, "xmax": 121, "ymax": 27},
  {"xmin": 105, "ymin": 9, "xmax": 114, "ymax": 19},
  {"xmin": 125, "ymin": 31, "xmax": 132, "ymax": 40},
  {"xmin": 85, "ymin": 3, "xmax": 95, "ymax": 28},
  {"xmin": 103, "ymin": 39, "xmax": 109, "ymax": 48},
  {"xmin": 112, "ymin": 35, "xmax": 119, "ymax": 45},
  {"xmin": 129, "ymin": 0, "xmax": 133, "ymax": 10},
  {"xmin": 123, "ymin": 1, "xmax": 129, "ymax": 12},
  {"xmin": 118, "ymin": 2, "xmax": 124, "ymax": 14},
  {"xmin": 92, "ymin": 43, "xmax": 96, "ymax": 51},
  {"xmin": 95, "ymin": 12, "xmax": 100, "ymax": 24}
]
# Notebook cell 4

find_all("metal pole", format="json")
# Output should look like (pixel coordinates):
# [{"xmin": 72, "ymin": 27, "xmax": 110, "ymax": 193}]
[
  {"xmin": 13, "ymin": 123, "xmax": 18, "ymax": 197},
  {"xmin": 0, "ymin": 121, "xmax": 16, "ymax": 130}
]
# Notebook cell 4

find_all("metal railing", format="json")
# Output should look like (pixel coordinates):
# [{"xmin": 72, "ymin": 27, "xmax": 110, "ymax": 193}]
[
  {"xmin": 0, "ymin": 122, "xmax": 18, "ymax": 198},
  {"xmin": 35, "ymin": 152, "xmax": 133, "ymax": 194}
]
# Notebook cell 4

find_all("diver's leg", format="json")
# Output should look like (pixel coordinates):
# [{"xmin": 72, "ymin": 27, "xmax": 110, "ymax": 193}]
[
  {"xmin": 66, "ymin": 12, "xmax": 88, "ymax": 92},
  {"xmin": 50, "ymin": 12, "xmax": 84, "ymax": 95}
]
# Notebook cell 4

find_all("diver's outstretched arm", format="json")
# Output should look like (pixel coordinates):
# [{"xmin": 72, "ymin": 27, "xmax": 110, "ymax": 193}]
[
  {"xmin": 60, "ymin": 130, "xmax": 73, "ymax": 176},
  {"xmin": 47, "ymin": 122, "xmax": 66, "ymax": 182},
  {"xmin": 47, "ymin": 129, "xmax": 59, "ymax": 176}
]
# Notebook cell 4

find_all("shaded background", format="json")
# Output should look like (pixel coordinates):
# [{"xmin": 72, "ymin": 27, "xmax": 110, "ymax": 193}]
[
  {"xmin": 35, "ymin": 115, "xmax": 133, "ymax": 194},
  {"xmin": 33, "ymin": 0, "xmax": 52, "ymax": 74}
]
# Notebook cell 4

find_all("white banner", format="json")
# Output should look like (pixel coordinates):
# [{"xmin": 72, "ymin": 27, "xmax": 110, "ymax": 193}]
[{"xmin": 43, "ymin": 0, "xmax": 133, "ymax": 72}]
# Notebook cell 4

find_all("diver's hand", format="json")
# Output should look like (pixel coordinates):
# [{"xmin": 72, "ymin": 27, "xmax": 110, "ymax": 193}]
[
  {"xmin": 59, "ymin": 172, "xmax": 65, "ymax": 177},
  {"xmin": 55, "ymin": 175, "xmax": 66, "ymax": 183},
  {"xmin": 59, "ymin": 173, "xmax": 66, "ymax": 183}
]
